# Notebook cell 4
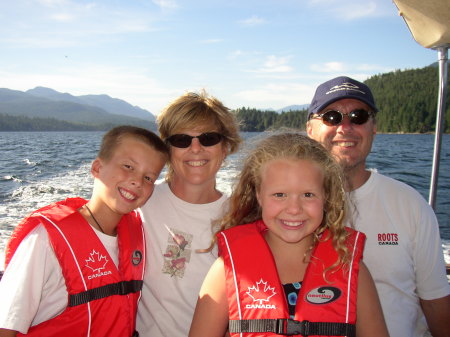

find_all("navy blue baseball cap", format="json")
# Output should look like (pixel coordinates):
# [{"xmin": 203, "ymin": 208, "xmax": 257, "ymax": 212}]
[{"xmin": 308, "ymin": 76, "xmax": 378, "ymax": 119}]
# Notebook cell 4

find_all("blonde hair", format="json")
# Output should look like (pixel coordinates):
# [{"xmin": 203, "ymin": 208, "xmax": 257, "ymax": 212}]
[
  {"xmin": 157, "ymin": 90, "xmax": 242, "ymax": 182},
  {"xmin": 215, "ymin": 132, "xmax": 351, "ymax": 274}
]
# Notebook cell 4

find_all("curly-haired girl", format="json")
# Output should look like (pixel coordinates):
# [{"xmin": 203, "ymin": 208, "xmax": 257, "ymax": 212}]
[{"xmin": 189, "ymin": 133, "xmax": 388, "ymax": 337}]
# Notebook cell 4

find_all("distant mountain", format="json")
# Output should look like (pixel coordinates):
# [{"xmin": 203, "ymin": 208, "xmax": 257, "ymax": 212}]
[
  {"xmin": 0, "ymin": 88, "xmax": 157, "ymax": 131},
  {"xmin": 26, "ymin": 87, "xmax": 155, "ymax": 121},
  {"xmin": 277, "ymin": 104, "xmax": 309, "ymax": 113}
]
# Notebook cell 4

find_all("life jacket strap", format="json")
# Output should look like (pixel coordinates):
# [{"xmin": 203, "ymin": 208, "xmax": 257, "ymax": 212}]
[
  {"xmin": 229, "ymin": 318, "xmax": 356, "ymax": 337},
  {"xmin": 69, "ymin": 280, "xmax": 143, "ymax": 307}
]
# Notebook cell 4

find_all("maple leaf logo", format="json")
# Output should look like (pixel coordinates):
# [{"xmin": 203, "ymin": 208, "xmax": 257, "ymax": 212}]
[
  {"xmin": 85, "ymin": 250, "xmax": 108, "ymax": 273},
  {"xmin": 246, "ymin": 279, "xmax": 276, "ymax": 304}
]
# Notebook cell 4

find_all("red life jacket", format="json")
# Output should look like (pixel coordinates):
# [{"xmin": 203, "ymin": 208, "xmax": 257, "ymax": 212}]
[
  {"xmin": 218, "ymin": 220, "xmax": 365, "ymax": 337},
  {"xmin": 5, "ymin": 198, "xmax": 145, "ymax": 337}
]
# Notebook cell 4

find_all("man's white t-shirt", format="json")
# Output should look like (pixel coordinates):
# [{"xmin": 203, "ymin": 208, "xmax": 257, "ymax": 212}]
[{"xmin": 348, "ymin": 171, "xmax": 449, "ymax": 337}]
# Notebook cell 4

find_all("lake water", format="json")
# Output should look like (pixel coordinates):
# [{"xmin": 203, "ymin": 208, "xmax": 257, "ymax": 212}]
[{"xmin": 0, "ymin": 131, "xmax": 449, "ymax": 270}]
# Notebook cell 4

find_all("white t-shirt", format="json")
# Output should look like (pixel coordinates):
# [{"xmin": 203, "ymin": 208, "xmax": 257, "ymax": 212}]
[
  {"xmin": 137, "ymin": 182, "xmax": 228, "ymax": 337},
  {"xmin": 0, "ymin": 223, "xmax": 118, "ymax": 333},
  {"xmin": 348, "ymin": 171, "xmax": 449, "ymax": 337}
]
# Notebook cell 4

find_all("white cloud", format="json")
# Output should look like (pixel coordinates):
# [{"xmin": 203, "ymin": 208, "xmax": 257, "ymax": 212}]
[
  {"xmin": 249, "ymin": 55, "xmax": 293, "ymax": 74},
  {"xmin": 199, "ymin": 39, "xmax": 223, "ymax": 44},
  {"xmin": 334, "ymin": 2, "xmax": 377, "ymax": 20},
  {"xmin": 310, "ymin": 62, "xmax": 347, "ymax": 73},
  {"xmin": 235, "ymin": 82, "xmax": 315, "ymax": 109},
  {"xmin": 229, "ymin": 50, "xmax": 245, "ymax": 59},
  {"xmin": 0, "ymin": 36, "xmax": 79, "ymax": 48},
  {"xmin": 310, "ymin": 61, "xmax": 392, "ymax": 75},
  {"xmin": 239, "ymin": 15, "xmax": 266, "ymax": 26},
  {"xmin": 49, "ymin": 12, "xmax": 74, "ymax": 22},
  {"xmin": 37, "ymin": 0, "xmax": 71, "ymax": 7},
  {"xmin": 308, "ymin": 0, "xmax": 386, "ymax": 20},
  {"xmin": 264, "ymin": 56, "xmax": 293, "ymax": 72},
  {"xmin": 152, "ymin": 0, "xmax": 179, "ymax": 10}
]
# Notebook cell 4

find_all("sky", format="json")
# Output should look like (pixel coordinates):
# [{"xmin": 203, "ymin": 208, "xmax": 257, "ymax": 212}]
[{"xmin": 0, "ymin": 0, "xmax": 439, "ymax": 116}]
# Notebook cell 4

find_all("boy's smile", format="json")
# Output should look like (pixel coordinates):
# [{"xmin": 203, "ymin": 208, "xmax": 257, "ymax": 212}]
[{"xmin": 92, "ymin": 136, "xmax": 166, "ymax": 221}]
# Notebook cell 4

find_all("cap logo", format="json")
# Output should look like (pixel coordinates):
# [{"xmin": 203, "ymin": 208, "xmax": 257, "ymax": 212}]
[{"xmin": 326, "ymin": 82, "xmax": 366, "ymax": 95}]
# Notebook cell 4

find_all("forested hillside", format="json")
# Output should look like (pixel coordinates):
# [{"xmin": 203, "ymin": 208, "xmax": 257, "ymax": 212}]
[
  {"xmin": 0, "ymin": 113, "xmax": 147, "ymax": 131},
  {"xmin": 235, "ymin": 64, "xmax": 450, "ymax": 133},
  {"xmin": 234, "ymin": 107, "xmax": 308, "ymax": 132},
  {"xmin": 366, "ymin": 64, "xmax": 449, "ymax": 133}
]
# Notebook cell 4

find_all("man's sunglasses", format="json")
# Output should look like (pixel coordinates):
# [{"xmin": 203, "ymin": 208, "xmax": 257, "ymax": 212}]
[
  {"xmin": 166, "ymin": 132, "xmax": 223, "ymax": 148},
  {"xmin": 310, "ymin": 109, "xmax": 374, "ymax": 126}
]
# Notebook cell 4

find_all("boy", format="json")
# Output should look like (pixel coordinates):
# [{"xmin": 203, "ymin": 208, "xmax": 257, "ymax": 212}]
[{"xmin": 0, "ymin": 125, "xmax": 168, "ymax": 337}]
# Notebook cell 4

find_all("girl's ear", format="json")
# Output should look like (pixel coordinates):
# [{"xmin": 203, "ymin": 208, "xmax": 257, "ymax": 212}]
[
  {"xmin": 91, "ymin": 158, "xmax": 102, "ymax": 178},
  {"xmin": 256, "ymin": 190, "xmax": 261, "ymax": 207}
]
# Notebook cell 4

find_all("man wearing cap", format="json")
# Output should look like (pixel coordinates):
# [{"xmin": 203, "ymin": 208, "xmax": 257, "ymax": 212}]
[{"xmin": 307, "ymin": 76, "xmax": 450, "ymax": 337}]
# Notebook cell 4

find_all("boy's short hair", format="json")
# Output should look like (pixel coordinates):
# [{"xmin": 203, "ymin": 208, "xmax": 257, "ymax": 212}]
[{"xmin": 98, "ymin": 125, "xmax": 169, "ymax": 161}]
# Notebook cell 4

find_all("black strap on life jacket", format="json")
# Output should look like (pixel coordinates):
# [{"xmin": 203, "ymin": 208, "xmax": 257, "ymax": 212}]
[
  {"xmin": 68, "ymin": 280, "xmax": 143, "ymax": 307},
  {"xmin": 229, "ymin": 319, "xmax": 356, "ymax": 337}
]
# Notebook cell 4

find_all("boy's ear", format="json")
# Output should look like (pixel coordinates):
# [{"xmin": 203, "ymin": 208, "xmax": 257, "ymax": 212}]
[{"xmin": 91, "ymin": 158, "xmax": 102, "ymax": 178}]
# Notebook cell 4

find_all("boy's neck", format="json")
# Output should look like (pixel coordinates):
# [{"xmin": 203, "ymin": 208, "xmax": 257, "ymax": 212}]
[{"xmin": 79, "ymin": 201, "xmax": 121, "ymax": 236}]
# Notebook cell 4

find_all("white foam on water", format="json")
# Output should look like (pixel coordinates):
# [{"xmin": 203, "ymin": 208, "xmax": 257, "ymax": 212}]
[{"xmin": 0, "ymin": 163, "xmax": 93, "ymax": 270}]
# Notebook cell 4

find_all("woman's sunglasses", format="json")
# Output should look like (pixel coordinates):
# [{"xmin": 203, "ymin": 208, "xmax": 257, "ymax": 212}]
[
  {"xmin": 166, "ymin": 132, "xmax": 223, "ymax": 148},
  {"xmin": 310, "ymin": 109, "xmax": 374, "ymax": 126}
]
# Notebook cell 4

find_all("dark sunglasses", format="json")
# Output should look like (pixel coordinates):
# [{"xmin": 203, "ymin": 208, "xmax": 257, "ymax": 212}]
[
  {"xmin": 166, "ymin": 132, "xmax": 223, "ymax": 148},
  {"xmin": 310, "ymin": 109, "xmax": 373, "ymax": 126}
]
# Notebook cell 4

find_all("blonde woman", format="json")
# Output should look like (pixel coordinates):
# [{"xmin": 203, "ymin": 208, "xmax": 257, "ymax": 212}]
[{"xmin": 137, "ymin": 91, "xmax": 242, "ymax": 337}]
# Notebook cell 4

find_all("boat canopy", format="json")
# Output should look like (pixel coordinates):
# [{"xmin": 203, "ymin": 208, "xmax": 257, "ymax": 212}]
[
  {"xmin": 393, "ymin": 0, "xmax": 449, "ymax": 209},
  {"xmin": 393, "ymin": 0, "xmax": 450, "ymax": 49}
]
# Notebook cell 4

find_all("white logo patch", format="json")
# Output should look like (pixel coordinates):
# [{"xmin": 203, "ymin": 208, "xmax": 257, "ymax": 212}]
[{"xmin": 245, "ymin": 279, "xmax": 277, "ymax": 309}]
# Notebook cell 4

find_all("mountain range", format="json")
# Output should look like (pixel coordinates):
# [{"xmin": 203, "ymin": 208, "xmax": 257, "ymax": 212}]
[
  {"xmin": 0, "ymin": 87, "xmax": 156, "ymax": 131},
  {"xmin": 277, "ymin": 104, "xmax": 309, "ymax": 113}
]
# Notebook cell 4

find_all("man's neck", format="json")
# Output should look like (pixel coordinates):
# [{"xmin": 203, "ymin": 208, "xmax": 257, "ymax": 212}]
[{"xmin": 344, "ymin": 167, "xmax": 372, "ymax": 192}]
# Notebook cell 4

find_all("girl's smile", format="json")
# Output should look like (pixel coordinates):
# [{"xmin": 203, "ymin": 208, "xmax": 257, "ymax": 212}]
[{"xmin": 256, "ymin": 158, "xmax": 325, "ymax": 246}]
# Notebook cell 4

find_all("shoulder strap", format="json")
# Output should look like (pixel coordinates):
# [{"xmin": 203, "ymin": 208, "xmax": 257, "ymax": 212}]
[{"xmin": 229, "ymin": 318, "xmax": 355, "ymax": 337}]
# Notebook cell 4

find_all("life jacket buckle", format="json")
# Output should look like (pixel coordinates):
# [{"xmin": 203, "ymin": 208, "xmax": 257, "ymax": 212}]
[{"xmin": 285, "ymin": 319, "xmax": 310, "ymax": 336}]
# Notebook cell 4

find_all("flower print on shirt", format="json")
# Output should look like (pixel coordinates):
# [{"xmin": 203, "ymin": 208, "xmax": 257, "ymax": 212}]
[{"xmin": 162, "ymin": 226, "xmax": 193, "ymax": 278}]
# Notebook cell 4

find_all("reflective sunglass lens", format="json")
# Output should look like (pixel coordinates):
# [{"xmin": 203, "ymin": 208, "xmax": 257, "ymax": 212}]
[
  {"xmin": 322, "ymin": 110, "xmax": 342, "ymax": 126},
  {"xmin": 349, "ymin": 109, "xmax": 370, "ymax": 124},
  {"xmin": 167, "ymin": 132, "xmax": 223, "ymax": 148},
  {"xmin": 199, "ymin": 133, "xmax": 222, "ymax": 146},
  {"xmin": 319, "ymin": 109, "xmax": 371, "ymax": 126},
  {"xmin": 167, "ymin": 134, "xmax": 192, "ymax": 148}
]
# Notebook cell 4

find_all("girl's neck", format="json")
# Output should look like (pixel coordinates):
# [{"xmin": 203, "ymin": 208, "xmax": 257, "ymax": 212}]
[{"xmin": 265, "ymin": 232, "xmax": 314, "ymax": 284}]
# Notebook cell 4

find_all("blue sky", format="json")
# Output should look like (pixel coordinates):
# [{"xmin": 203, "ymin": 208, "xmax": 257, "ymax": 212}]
[{"xmin": 0, "ymin": 0, "xmax": 438, "ymax": 115}]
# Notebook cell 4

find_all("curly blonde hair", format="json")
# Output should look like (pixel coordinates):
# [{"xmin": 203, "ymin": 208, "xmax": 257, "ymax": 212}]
[
  {"xmin": 157, "ymin": 90, "xmax": 242, "ymax": 182},
  {"xmin": 214, "ymin": 132, "xmax": 351, "ymax": 274}
]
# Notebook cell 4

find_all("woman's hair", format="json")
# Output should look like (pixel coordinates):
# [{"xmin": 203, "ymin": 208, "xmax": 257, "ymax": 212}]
[
  {"xmin": 98, "ymin": 125, "xmax": 169, "ymax": 161},
  {"xmin": 215, "ymin": 132, "xmax": 351, "ymax": 273},
  {"xmin": 157, "ymin": 90, "xmax": 242, "ymax": 182}
]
